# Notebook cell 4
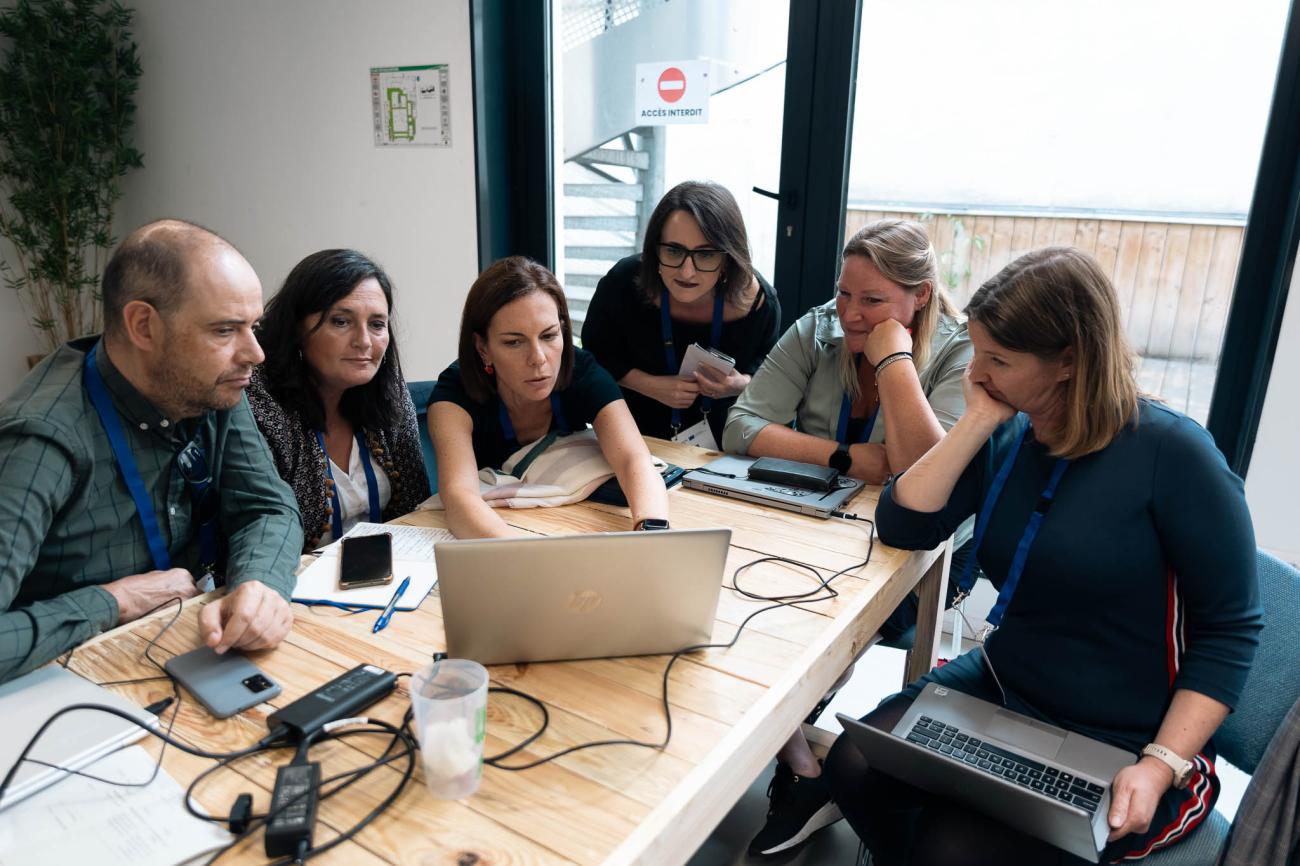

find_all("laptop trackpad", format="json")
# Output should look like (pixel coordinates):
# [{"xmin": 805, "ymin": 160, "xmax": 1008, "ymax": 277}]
[{"xmin": 987, "ymin": 709, "xmax": 1066, "ymax": 759}]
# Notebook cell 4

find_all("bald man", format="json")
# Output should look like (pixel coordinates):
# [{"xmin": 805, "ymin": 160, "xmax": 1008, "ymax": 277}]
[{"xmin": 0, "ymin": 219, "xmax": 304, "ymax": 683}]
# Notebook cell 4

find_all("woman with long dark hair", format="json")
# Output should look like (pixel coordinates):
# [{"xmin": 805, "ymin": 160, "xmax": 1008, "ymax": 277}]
[{"xmin": 247, "ymin": 249, "xmax": 430, "ymax": 550}]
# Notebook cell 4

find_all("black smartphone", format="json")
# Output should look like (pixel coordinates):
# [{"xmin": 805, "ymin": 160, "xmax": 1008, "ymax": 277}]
[
  {"xmin": 338, "ymin": 532, "xmax": 393, "ymax": 590},
  {"xmin": 164, "ymin": 646, "xmax": 281, "ymax": 719}
]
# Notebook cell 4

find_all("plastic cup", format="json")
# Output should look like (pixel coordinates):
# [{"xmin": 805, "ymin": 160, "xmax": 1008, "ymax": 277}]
[{"xmin": 409, "ymin": 659, "xmax": 488, "ymax": 799}]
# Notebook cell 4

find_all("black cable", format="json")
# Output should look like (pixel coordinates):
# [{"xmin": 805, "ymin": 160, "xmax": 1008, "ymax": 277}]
[{"xmin": 483, "ymin": 515, "xmax": 875, "ymax": 770}]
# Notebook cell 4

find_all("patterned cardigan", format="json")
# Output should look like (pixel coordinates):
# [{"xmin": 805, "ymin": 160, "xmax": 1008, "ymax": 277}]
[{"xmin": 245, "ymin": 366, "xmax": 431, "ymax": 551}]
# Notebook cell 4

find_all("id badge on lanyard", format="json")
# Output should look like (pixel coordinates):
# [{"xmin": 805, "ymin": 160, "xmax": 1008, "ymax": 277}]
[{"xmin": 671, "ymin": 416, "xmax": 719, "ymax": 451}]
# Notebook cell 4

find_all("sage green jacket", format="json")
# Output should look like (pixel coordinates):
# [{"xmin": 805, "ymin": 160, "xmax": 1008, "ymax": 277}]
[{"xmin": 723, "ymin": 301, "xmax": 973, "ymax": 453}]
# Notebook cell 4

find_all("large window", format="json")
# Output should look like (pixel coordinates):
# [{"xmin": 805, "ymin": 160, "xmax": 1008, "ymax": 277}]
[
  {"xmin": 846, "ymin": 0, "xmax": 1291, "ymax": 423},
  {"xmin": 553, "ymin": 0, "xmax": 789, "ymax": 330}
]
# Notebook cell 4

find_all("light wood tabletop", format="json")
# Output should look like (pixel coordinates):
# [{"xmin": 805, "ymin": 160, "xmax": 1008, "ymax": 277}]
[{"xmin": 63, "ymin": 438, "xmax": 951, "ymax": 866}]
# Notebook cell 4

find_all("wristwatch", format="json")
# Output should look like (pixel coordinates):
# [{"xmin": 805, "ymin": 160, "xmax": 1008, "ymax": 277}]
[
  {"xmin": 1140, "ymin": 743, "xmax": 1194, "ymax": 789},
  {"xmin": 634, "ymin": 518, "xmax": 671, "ymax": 531},
  {"xmin": 828, "ymin": 442, "xmax": 853, "ymax": 474}
]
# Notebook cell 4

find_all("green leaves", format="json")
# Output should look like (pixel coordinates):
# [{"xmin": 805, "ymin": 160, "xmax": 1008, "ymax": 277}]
[{"xmin": 0, "ymin": 0, "xmax": 142, "ymax": 351}]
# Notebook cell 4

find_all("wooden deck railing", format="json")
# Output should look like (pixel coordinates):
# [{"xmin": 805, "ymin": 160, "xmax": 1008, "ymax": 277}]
[{"xmin": 845, "ymin": 207, "xmax": 1244, "ymax": 422}]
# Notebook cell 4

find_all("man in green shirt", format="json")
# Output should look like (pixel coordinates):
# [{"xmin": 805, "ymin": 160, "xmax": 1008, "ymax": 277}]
[{"xmin": 0, "ymin": 219, "xmax": 304, "ymax": 683}]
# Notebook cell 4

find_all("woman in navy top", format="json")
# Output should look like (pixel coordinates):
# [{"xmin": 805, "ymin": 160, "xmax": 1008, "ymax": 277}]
[
  {"xmin": 822, "ymin": 247, "xmax": 1262, "ymax": 864},
  {"xmin": 429, "ymin": 256, "xmax": 669, "ymax": 539}
]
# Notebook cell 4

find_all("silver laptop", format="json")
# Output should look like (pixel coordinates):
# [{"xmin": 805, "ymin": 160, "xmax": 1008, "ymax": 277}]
[
  {"xmin": 837, "ymin": 682, "xmax": 1137, "ymax": 863},
  {"xmin": 683, "ymin": 454, "xmax": 865, "ymax": 518},
  {"xmin": 435, "ymin": 528, "xmax": 731, "ymax": 665},
  {"xmin": 0, "ymin": 666, "xmax": 158, "ymax": 810}
]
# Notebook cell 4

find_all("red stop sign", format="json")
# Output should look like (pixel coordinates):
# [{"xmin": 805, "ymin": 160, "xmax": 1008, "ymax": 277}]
[{"xmin": 657, "ymin": 67, "xmax": 686, "ymax": 103}]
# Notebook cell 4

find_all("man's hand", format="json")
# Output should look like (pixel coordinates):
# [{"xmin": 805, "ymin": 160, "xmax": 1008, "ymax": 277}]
[
  {"xmin": 102, "ymin": 568, "xmax": 201, "ymax": 624},
  {"xmin": 1106, "ymin": 758, "xmax": 1174, "ymax": 841},
  {"xmin": 199, "ymin": 581, "xmax": 293, "ymax": 654},
  {"xmin": 646, "ymin": 374, "xmax": 701, "ymax": 409},
  {"xmin": 692, "ymin": 366, "xmax": 750, "ymax": 399},
  {"xmin": 863, "ymin": 318, "xmax": 913, "ymax": 366}
]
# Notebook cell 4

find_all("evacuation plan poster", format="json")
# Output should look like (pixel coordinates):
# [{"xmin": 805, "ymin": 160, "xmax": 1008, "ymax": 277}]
[{"xmin": 371, "ymin": 64, "xmax": 451, "ymax": 147}]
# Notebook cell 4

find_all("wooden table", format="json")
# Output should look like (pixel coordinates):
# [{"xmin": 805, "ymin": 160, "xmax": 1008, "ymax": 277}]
[{"xmin": 66, "ymin": 439, "xmax": 951, "ymax": 865}]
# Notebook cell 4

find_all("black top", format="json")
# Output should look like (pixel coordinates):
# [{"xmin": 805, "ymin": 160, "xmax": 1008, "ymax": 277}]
[
  {"xmin": 580, "ymin": 254, "xmax": 782, "ymax": 442},
  {"xmin": 429, "ymin": 348, "xmax": 624, "ymax": 470},
  {"xmin": 876, "ymin": 401, "xmax": 1262, "ymax": 752}
]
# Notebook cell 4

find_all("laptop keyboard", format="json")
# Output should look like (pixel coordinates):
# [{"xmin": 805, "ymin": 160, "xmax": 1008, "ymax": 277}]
[{"xmin": 906, "ymin": 715, "xmax": 1106, "ymax": 814}]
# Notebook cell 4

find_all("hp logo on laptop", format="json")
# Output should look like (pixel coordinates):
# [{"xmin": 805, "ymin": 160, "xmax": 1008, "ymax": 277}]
[{"xmin": 567, "ymin": 590, "xmax": 603, "ymax": 613}]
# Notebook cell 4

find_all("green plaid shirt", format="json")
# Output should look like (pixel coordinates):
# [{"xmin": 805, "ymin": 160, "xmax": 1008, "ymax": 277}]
[{"xmin": 0, "ymin": 336, "xmax": 303, "ymax": 682}]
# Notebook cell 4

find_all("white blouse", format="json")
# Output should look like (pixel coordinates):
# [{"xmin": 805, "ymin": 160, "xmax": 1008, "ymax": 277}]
[{"xmin": 320, "ymin": 440, "xmax": 392, "ymax": 544}]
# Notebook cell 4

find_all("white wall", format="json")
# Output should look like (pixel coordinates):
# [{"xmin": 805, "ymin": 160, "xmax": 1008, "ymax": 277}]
[
  {"xmin": 1246, "ymin": 255, "xmax": 1300, "ymax": 563},
  {"xmin": 110, "ymin": 0, "xmax": 478, "ymax": 382}
]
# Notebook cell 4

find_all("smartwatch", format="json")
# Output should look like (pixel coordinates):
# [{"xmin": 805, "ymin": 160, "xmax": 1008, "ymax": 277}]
[
  {"xmin": 634, "ymin": 518, "xmax": 671, "ymax": 531},
  {"xmin": 828, "ymin": 442, "xmax": 853, "ymax": 474},
  {"xmin": 1140, "ymin": 743, "xmax": 1194, "ymax": 789}
]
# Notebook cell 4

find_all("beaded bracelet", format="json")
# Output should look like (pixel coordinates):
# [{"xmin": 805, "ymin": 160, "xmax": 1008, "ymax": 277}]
[{"xmin": 875, "ymin": 351, "xmax": 914, "ymax": 377}]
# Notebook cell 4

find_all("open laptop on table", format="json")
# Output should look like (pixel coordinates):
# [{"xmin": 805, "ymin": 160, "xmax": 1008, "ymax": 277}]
[
  {"xmin": 837, "ymin": 682, "xmax": 1137, "ymax": 863},
  {"xmin": 435, "ymin": 527, "xmax": 731, "ymax": 665},
  {"xmin": 682, "ymin": 455, "xmax": 864, "ymax": 518},
  {"xmin": 1, "ymin": 666, "xmax": 159, "ymax": 810}
]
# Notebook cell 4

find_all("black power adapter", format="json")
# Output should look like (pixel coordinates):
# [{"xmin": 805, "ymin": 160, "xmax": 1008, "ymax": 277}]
[
  {"xmin": 267, "ymin": 664, "xmax": 397, "ymax": 740},
  {"xmin": 264, "ymin": 761, "xmax": 321, "ymax": 857}
]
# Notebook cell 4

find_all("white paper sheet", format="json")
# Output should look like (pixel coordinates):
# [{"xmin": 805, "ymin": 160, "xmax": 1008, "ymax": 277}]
[
  {"xmin": 292, "ymin": 556, "xmax": 439, "ymax": 610},
  {"xmin": 315, "ymin": 521, "xmax": 453, "ymax": 561},
  {"xmin": 0, "ymin": 746, "xmax": 229, "ymax": 866}
]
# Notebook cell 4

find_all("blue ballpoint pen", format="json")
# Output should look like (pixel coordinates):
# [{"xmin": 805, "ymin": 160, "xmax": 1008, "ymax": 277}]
[{"xmin": 372, "ymin": 576, "xmax": 410, "ymax": 633}]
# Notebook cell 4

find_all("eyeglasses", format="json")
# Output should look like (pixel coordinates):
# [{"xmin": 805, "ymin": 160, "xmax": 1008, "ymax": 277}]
[
  {"xmin": 657, "ymin": 244, "xmax": 726, "ymax": 273},
  {"xmin": 177, "ymin": 437, "xmax": 219, "ymax": 525}
]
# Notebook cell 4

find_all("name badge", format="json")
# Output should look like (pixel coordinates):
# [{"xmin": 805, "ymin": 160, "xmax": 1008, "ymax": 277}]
[{"xmin": 671, "ymin": 417, "xmax": 719, "ymax": 451}]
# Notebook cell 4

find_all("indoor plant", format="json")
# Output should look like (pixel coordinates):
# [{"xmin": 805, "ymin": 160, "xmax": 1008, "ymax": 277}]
[{"xmin": 0, "ymin": 0, "xmax": 142, "ymax": 359}]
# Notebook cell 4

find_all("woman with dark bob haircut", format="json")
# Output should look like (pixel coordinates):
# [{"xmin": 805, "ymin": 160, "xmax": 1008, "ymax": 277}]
[
  {"xmin": 247, "ymin": 249, "xmax": 430, "ymax": 550},
  {"xmin": 428, "ymin": 255, "xmax": 669, "ymax": 539},
  {"xmin": 581, "ymin": 180, "xmax": 781, "ymax": 448},
  {"xmin": 821, "ymin": 247, "xmax": 1261, "ymax": 865}
]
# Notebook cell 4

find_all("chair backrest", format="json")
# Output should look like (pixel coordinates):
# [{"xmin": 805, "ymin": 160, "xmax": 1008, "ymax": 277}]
[
  {"xmin": 406, "ymin": 380, "xmax": 438, "ymax": 494},
  {"xmin": 1215, "ymin": 550, "xmax": 1300, "ymax": 773}
]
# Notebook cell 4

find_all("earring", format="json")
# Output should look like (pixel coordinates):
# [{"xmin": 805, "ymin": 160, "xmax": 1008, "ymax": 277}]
[{"xmin": 484, "ymin": 363, "xmax": 494, "ymax": 376}]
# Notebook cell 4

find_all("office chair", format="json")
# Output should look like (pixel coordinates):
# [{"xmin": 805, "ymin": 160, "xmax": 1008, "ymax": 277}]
[{"xmin": 406, "ymin": 380, "xmax": 438, "ymax": 493}]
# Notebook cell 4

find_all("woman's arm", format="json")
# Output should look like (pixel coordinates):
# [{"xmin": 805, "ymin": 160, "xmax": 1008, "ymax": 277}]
[
  {"xmin": 591, "ymin": 400, "xmax": 669, "ymax": 528},
  {"xmin": 867, "ymin": 320, "xmax": 947, "ymax": 474},
  {"xmin": 1106, "ymin": 689, "xmax": 1229, "ymax": 841},
  {"xmin": 893, "ymin": 369, "xmax": 1015, "ymax": 512},
  {"xmin": 428, "ymin": 402, "xmax": 520, "ymax": 539}
]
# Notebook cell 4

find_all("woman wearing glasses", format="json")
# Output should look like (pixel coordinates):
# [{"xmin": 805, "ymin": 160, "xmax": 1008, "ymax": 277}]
[
  {"xmin": 247, "ymin": 249, "xmax": 430, "ymax": 551},
  {"xmin": 580, "ymin": 181, "xmax": 781, "ymax": 449},
  {"xmin": 731, "ymin": 219, "xmax": 973, "ymax": 860}
]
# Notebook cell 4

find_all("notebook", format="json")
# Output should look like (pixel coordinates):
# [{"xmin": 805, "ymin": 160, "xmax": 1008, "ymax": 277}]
[{"xmin": 837, "ymin": 682, "xmax": 1138, "ymax": 862}]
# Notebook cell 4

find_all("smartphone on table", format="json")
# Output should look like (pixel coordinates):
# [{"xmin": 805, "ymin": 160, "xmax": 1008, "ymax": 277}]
[
  {"xmin": 338, "ymin": 532, "xmax": 394, "ymax": 590},
  {"xmin": 164, "ymin": 647, "xmax": 281, "ymax": 719}
]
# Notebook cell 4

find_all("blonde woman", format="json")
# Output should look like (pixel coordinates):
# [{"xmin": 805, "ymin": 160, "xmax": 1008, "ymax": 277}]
[
  {"xmin": 731, "ymin": 219, "xmax": 973, "ymax": 858},
  {"xmin": 824, "ymin": 248, "xmax": 1260, "ymax": 864}
]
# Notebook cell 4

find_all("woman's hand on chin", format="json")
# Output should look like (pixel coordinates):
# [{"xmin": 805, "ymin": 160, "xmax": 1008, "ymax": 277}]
[
  {"xmin": 961, "ymin": 366, "xmax": 1017, "ymax": 429},
  {"xmin": 863, "ymin": 318, "xmax": 912, "ymax": 366}
]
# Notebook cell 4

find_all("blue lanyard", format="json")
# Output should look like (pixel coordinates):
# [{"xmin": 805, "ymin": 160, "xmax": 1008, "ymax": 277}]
[
  {"xmin": 497, "ymin": 393, "xmax": 570, "ymax": 443},
  {"xmin": 836, "ymin": 393, "xmax": 879, "ymax": 445},
  {"xmin": 84, "ymin": 343, "xmax": 217, "ymax": 574},
  {"xmin": 954, "ymin": 414, "xmax": 1069, "ymax": 635},
  {"xmin": 660, "ymin": 289, "xmax": 725, "ymax": 432},
  {"xmin": 315, "ymin": 430, "xmax": 381, "ymax": 540}
]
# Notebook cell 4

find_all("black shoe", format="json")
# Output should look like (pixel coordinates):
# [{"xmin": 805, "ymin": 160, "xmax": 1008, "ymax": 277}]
[{"xmin": 747, "ymin": 761, "xmax": 842, "ymax": 858}]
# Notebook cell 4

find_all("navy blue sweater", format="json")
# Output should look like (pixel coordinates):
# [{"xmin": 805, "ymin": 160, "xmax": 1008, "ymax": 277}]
[{"xmin": 877, "ymin": 401, "xmax": 1262, "ymax": 753}]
